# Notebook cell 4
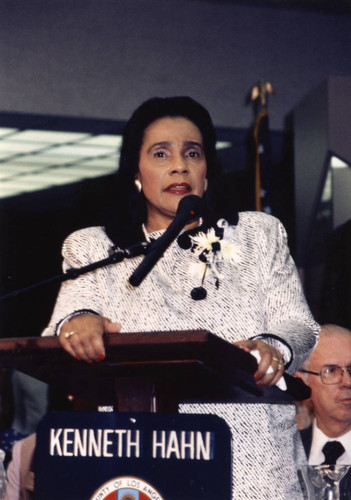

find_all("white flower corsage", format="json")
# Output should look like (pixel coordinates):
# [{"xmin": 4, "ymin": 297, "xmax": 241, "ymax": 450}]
[{"xmin": 188, "ymin": 227, "xmax": 241, "ymax": 300}]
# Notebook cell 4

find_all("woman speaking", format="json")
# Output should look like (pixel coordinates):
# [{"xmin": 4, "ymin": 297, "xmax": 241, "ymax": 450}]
[{"xmin": 42, "ymin": 96, "xmax": 320, "ymax": 499}]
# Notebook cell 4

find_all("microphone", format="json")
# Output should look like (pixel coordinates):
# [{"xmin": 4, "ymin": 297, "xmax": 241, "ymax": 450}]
[{"xmin": 129, "ymin": 195, "xmax": 204, "ymax": 287}]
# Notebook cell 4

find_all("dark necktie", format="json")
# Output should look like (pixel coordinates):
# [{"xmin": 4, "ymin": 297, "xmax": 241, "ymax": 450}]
[{"xmin": 322, "ymin": 441, "xmax": 345, "ymax": 465}]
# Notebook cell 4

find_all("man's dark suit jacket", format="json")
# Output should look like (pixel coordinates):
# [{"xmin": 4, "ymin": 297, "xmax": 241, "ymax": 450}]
[{"xmin": 300, "ymin": 426, "xmax": 351, "ymax": 499}]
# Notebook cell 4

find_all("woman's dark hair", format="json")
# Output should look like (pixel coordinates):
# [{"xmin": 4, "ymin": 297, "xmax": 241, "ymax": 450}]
[{"xmin": 105, "ymin": 96, "xmax": 223, "ymax": 247}]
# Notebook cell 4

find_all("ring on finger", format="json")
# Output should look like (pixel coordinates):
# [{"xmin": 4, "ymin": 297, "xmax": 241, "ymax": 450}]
[
  {"xmin": 64, "ymin": 331, "xmax": 76, "ymax": 339},
  {"xmin": 272, "ymin": 356, "xmax": 280, "ymax": 362}
]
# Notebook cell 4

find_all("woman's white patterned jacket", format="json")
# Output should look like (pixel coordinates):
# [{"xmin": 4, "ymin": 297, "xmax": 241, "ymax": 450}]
[{"xmin": 42, "ymin": 211, "xmax": 320, "ymax": 499}]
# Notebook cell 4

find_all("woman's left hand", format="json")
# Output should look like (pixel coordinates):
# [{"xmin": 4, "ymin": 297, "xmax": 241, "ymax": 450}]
[{"xmin": 234, "ymin": 339, "xmax": 285, "ymax": 387}]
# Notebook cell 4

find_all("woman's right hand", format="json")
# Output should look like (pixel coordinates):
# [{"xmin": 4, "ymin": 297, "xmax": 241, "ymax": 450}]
[{"xmin": 59, "ymin": 314, "xmax": 122, "ymax": 362}]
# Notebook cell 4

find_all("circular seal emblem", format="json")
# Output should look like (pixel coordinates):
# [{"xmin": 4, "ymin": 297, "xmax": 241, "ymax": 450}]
[{"xmin": 91, "ymin": 476, "xmax": 164, "ymax": 500}]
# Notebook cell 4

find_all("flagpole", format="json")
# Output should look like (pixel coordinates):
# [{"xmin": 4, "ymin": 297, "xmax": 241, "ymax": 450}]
[
  {"xmin": 253, "ymin": 111, "xmax": 268, "ymax": 212},
  {"xmin": 250, "ymin": 79, "xmax": 274, "ymax": 212}
]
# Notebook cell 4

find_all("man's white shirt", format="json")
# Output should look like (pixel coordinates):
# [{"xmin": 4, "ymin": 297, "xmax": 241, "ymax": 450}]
[{"xmin": 309, "ymin": 420, "xmax": 351, "ymax": 465}]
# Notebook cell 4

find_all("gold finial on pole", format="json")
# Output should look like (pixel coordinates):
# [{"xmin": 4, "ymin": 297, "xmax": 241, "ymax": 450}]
[{"xmin": 250, "ymin": 79, "xmax": 275, "ymax": 115}]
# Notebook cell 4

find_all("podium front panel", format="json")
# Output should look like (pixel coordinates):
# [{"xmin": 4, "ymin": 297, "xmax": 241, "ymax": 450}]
[{"xmin": 35, "ymin": 411, "xmax": 232, "ymax": 500}]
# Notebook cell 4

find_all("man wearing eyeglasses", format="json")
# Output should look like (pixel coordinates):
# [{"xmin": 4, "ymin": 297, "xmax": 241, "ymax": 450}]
[{"xmin": 296, "ymin": 324, "xmax": 351, "ymax": 498}]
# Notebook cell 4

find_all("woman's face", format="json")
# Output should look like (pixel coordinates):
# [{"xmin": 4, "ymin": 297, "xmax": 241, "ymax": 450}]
[{"xmin": 137, "ymin": 116, "xmax": 207, "ymax": 231}]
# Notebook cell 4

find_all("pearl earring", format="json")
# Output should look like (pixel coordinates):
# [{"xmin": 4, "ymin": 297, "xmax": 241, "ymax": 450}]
[
  {"xmin": 204, "ymin": 179, "xmax": 208, "ymax": 192},
  {"xmin": 134, "ymin": 179, "xmax": 142, "ymax": 193}
]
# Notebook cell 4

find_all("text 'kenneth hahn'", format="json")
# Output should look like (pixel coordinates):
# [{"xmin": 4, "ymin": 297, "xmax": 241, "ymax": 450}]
[{"xmin": 49, "ymin": 428, "xmax": 214, "ymax": 460}]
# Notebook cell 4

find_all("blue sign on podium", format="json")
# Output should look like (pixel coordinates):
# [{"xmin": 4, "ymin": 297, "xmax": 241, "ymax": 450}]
[{"xmin": 35, "ymin": 411, "xmax": 232, "ymax": 500}]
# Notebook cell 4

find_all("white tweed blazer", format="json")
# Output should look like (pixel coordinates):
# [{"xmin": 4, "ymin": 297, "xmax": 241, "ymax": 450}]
[{"xmin": 42, "ymin": 211, "xmax": 320, "ymax": 499}]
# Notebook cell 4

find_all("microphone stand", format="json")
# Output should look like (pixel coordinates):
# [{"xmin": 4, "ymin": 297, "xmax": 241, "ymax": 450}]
[
  {"xmin": 2, "ymin": 195, "xmax": 203, "ymax": 301},
  {"xmin": 0, "ymin": 241, "xmax": 151, "ymax": 302}
]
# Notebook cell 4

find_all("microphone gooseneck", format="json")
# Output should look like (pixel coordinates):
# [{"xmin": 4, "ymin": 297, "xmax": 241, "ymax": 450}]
[{"xmin": 129, "ymin": 195, "xmax": 204, "ymax": 287}]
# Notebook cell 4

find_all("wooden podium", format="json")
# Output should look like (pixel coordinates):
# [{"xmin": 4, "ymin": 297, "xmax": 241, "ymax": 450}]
[
  {"xmin": 0, "ymin": 331, "xmax": 311, "ymax": 499},
  {"xmin": 0, "ymin": 330, "xmax": 310, "ymax": 412}
]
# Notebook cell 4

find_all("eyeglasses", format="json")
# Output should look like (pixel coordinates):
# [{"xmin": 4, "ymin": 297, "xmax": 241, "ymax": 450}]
[{"xmin": 298, "ymin": 365, "xmax": 351, "ymax": 385}]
